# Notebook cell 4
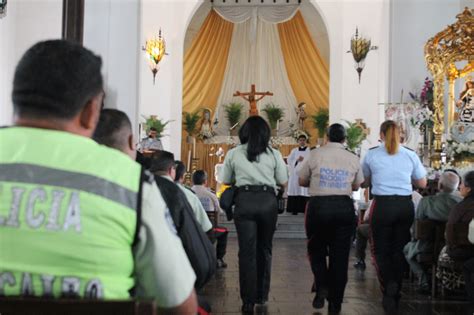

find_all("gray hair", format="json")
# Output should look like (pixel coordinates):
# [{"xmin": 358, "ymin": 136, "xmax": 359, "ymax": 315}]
[{"xmin": 439, "ymin": 171, "xmax": 460, "ymax": 193}]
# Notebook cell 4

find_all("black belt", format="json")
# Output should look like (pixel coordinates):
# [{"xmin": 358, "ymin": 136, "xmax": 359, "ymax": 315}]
[
  {"xmin": 310, "ymin": 195, "xmax": 351, "ymax": 201},
  {"xmin": 237, "ymin": 185, "xmax": 274, "ymax": 192},
  {"xmin": 373, "ymin": 195, "xmax": 411, "ymax": 200}
]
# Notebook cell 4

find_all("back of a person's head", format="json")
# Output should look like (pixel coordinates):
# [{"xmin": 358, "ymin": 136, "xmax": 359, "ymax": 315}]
[
  {"xmin": 444, "ymin": 168, "xmax": 462, "ymax": 185},
  {"xmin": 380, "ymin": 120, "xmax": 400, "ymax": 155},
  {"xmin": 463, "ymin": 171, "xmax": 474, "ymax": 199},
  {"xmin": 239, "ymin": 116, "xmax": 270, "ymax": 162},
  {"xmin": 150, "ymin": 150, "xmax": 175, "ymax": 174},
  {"xmin": 327, "ymin": 123, "xmax": 346, "ymax": 143},
  {"xmin": 12, "ymin": 40, "xmax": 103, "ymax": 120},
  {"xmin": 439, "ymin": 171, "xmax": 459, "ymax": 193},
  {"xmin": 192, "ymin": 170, "xmax": 207, "ymax": 185},
  {"xmin": 93, "ymin": 109, "xmax": 132, "ymax": 152},
  {"xmin": 174, "ymin": 160, "xmax": 186, "ymax": 182}
]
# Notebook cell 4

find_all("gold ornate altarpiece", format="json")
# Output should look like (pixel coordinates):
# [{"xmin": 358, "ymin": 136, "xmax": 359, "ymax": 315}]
[{"xmin": 424, "ymin": 7, "xmax": 473, "ymax": 168}]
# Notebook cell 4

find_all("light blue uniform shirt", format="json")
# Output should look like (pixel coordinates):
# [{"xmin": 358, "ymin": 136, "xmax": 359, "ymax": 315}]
[{"xmin": 362, "ymin": 144, "xmax": 426, "ymax": 196}]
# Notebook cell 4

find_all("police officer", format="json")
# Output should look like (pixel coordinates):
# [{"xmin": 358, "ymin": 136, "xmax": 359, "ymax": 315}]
[
  {"xmin": 361, "ymin": 120, "xmax": 427, "ymax": 313},
  {"xmin": 298, "ymin": 124, "xmax": 364, "ymax": 314},
  {"xmin": 0, "ymin": 40, "xmax": 197, "ymax": 313}
]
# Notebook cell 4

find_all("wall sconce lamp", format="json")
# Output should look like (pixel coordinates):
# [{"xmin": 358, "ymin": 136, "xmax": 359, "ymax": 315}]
[
  {"xmin": 142, "ymin": 29, "xmax": 168, "ymax": 84},
  {"xmin": 347, "ymin": 27, "xmax": 378, "ymax": 83},
  {"xmin": 0, "ymin": 0, "xmax": 7, "ymax": 17}
]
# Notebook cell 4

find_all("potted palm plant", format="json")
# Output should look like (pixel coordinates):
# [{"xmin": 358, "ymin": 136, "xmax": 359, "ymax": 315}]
[
  {"xmin": 224, "ymin": 102, "xmax": 243, "ymax": 136},
  {"xmin": 345, "ymin": 120, "xmax": 367, "ymax": 155},
  {"xmin": 144, "ymin": 115, "xmax": 171, "ymax": 139},
  {"xmin": 262, "ymin": 103, "xmax": 284, "ymax": 136},
  {"xmin": 183, "ymin": 111, "xmax": 200, "ymax": 143},
  {"xmin": 311, "ymin": 108, "xmax": 329, "ymax": 144}
]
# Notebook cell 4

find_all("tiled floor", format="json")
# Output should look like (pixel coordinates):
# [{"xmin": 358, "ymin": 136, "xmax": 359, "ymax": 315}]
[{"xmin": 201, "ymin": 238, "xmax": 474, "ymax": 315}]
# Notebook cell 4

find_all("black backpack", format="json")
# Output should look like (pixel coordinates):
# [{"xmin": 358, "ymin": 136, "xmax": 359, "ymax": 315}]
[{"xmin": 154, "ymin": 176, "xmax": 216, "ymax": 289}]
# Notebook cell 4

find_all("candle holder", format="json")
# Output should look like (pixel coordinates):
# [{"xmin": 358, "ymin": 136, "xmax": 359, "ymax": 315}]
[{"xmin": 184, "ymin": 158, "xmax": 200, "ymax": 186}]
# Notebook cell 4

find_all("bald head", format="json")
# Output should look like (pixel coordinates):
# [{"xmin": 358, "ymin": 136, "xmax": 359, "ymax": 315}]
[{"xmin": 439, "ymin": 171, "xmax": 460, "ymax": 193}]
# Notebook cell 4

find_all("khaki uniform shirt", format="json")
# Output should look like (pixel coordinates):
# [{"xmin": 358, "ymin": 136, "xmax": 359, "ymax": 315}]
[
  {"xmin": 298, "ymin": 142, "xmax": 364, "ymax": 196},
  {"xmin": 220, "ymin": 144, "xmax": 288, "ymax": 187}
]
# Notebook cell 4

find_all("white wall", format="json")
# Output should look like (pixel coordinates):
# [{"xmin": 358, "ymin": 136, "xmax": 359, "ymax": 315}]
[
  {"xmin": 83, "ymin": 0, "xmax": 140, "ymax": 134},
  {"xmin": 0, "ymin": 0, "xmax": 62, "ymax": 126},
  {"xmin": 389, "ymin": 0, "xmax": 463, "ymax": 103}
]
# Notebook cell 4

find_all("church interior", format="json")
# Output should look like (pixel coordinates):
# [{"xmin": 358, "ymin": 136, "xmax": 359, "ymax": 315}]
[{"xmin": 0, "ymin": 0, "xmax": 473, "ymax": 314}]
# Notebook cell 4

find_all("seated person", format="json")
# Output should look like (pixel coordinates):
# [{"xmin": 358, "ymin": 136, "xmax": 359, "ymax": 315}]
[
  {"xmin": 354, "ymin": 203, "xmax": 372, "ymax": 270},
  {"xmin": 192, "ymin": 170, "xmax": 229, "ymax": 269},
  {"xmin": 0, "ymin": 41, "xmax": 196, "ymax": 313},
  {"xmin": 149, "ymin": 151, "xmax": 212, "ymax": 234},
  {"xmin": 437, "ymin": 171, "xmax": 474, "ymax": 299},
  {"xmin": 139, "ymin": 127, "xmax": 163, "ymax": 151},
  {"xmin": 403, "ymin": 171, "xmax": 461, "ymax": 293}
]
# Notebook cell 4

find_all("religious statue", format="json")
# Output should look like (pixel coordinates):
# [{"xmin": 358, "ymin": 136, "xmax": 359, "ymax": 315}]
[
  {"xmin": 234, "ymin": 84, "xmax": 273, "ymax": 116},
  {"xmin": 296, "ymin": 102, "xmax": 307, "ymax": 130},
  {"xmin": 198, "ymin": 108, "xmax": 215, "ymax": 139},
  {"xmin": 456, "ymin": 79, "xmax": 474, "ymax": 123}
]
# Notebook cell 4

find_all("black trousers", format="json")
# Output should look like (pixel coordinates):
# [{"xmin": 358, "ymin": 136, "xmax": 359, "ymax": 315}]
[
  {"xmin": 234, "ymin": 188, "xmax": 277, "ymax": 304},
  {"xmin": 355, "ymin": 223, "xmax": 370, "ymax": 261},
  {"xmin": 213, "ymin": 226, "xmax": 228, "ymax": 260},
  {"xmin": 305, "ymin": 196, "xmax": 355, "ymax": 305},
  {"xmin": 369, "ymin": 195, "xmax": 414, "ymax": 297},
  {"xmin": 463, "ymin": 257, "xmax": 474, "ymax": 302}
]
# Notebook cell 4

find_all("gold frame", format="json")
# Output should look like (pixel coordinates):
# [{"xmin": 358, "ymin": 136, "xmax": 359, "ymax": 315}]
[{"xmin": 424, "ymin": 7, "xmax": 473, "ymax": 168}]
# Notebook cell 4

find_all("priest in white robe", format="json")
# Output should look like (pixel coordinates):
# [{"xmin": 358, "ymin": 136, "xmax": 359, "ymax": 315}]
[{"xmin": 287, "ymin": 135, "xmax": 310, "ymax": 215}]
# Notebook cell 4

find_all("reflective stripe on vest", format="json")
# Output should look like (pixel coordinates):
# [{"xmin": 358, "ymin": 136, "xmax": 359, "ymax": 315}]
[{"xmin": 0, "ymin": 127, "xmax": 141, "ymax": 299}]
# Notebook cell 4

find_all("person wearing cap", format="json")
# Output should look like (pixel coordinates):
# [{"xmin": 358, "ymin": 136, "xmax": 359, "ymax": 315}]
[
  {"xmin": 361, "ymin": 120, "xmax": 427, "ymax": 313},
  {"xmin": 298, "ymin": 123, "xmax": 364, "ymax": 314},
  {"xmin": 287, "ymin": 134, "xmax": 310, "ymax": 215}
]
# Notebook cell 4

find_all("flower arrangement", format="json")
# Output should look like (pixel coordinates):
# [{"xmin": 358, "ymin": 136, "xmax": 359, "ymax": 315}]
[
  {"xmin": 410, "ymin": 107, "xmax": 434, "ymax": 130},
  {"xmin": 409, "ymin": 77, "xmax": 434, "ymax": 111},
  {"xmin": 447, "ymin": 140, "xmax": 474, "ymax": 160},
  {"xmin": 292, "ymin": 129, "xmax": 309, "ymax": 141},
  {"xmin": 409, "ymin": 78, "xmax": 435, "ymax": 132}
]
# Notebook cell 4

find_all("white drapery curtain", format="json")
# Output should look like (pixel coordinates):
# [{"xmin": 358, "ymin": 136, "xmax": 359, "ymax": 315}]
[
  {"xmin": 213, "ymin": 5, "xmax": 298, "ymax": 41},
  {"xmin": 214, "ymin": 17, "xmax": 298, "ymax": 136}
]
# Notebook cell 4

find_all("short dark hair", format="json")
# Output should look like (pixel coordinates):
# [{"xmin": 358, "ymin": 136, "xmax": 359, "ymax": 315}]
[
  {"xmin": 192, "ymin": 170, "xmax": 207, "ymax": 185},
  {"xmin": 298, "ymin": 135, "xmax": 307, "ymax": 140},
  {"xmin": 239, "ymin": 116, "xmax": 271, "ymax": 162},
  {"xmin": 149, "ymin": 150, "xmax": 175, "ymax": 174},
  {"xmin": 93, "ymin": 109, "xmax": 132, "ymax": 150},
  {"xmin": 463, "ymin": 170, "xmax": 474, "ymax": 199},
  {"xmin": 12, "ymin": 40, "xmax": 103, "ymax": 120},
  {"xmin": 149, "ymin": 127, "xmax": 157, "ymax": 132},
  {"xmin": 328, "ymin": 123, "xmax": 346, "ymax": 142},
  {"xmin": 174, "ymin": 160, "xmax": 186, "ymax": 182}
]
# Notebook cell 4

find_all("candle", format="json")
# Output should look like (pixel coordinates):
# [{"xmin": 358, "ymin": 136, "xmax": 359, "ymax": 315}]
[
  {"xmin": 276, "ymin": 120, "xmax": 279, "ymax": 131},
  {"xmin": 187, "ymin": 150, "xmax": 191, "ymax": 172},
  {"xmin": 192, "ymin": 138, "xmax": 196, "ymax": 158}
]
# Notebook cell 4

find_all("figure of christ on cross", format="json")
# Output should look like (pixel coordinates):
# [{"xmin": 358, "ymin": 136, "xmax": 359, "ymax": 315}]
[{"xmin": 234, "ymin": 84, "xmax": 273, "ymax": 116}]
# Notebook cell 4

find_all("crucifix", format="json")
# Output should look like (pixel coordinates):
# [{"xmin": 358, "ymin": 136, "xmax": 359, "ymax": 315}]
[{"xmin": 234, "ymin": 84, "xmax": 273, "ymax": 116}]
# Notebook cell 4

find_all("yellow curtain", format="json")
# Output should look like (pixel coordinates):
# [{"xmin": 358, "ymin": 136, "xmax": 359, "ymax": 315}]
[
  {"xmin": 183, "ymin": 10, "xmax": 234, "ymax": 115},
  {"xmin": 278, "ymin": 11, "xmax": 329, "ymax": 115}
]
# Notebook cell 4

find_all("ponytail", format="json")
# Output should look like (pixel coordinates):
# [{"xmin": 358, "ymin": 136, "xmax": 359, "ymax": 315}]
[{"xmin": 380, "ymin": 120, "xmax": 400, "ymax": 155}]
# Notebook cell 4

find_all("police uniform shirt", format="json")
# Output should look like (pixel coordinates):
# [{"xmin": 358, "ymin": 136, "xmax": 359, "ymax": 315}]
[
  {"xmin": 361, "ymin": 144, "xmax": 426, "ymax": 196},
  {"xmin": 134, "ymin": 181, "xmax": 197, "ymax": 307},
  {"xmin": 220, "ymin": 144, "xmax": 288, "ymax": 187},
  {"xmin": 298, "ymin": 142, "xmax": 364, "ymax": 196}
]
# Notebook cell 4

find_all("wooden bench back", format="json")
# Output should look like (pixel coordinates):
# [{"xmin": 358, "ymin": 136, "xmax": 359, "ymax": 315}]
[
  {"xmin": 446, "ymin": 222, "xmax": 471, "ymax": 247},
  {"xmin": 0, "ymin": 297, "xmax": 157, "ymax": 315}
]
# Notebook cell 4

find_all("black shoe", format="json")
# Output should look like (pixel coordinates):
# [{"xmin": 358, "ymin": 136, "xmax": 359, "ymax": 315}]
[
  {"xmin": 217, "ymin": 258, "xmax": 228, "ymax": 269},
  {"xmin": 328, "ymin": 302, "xmax": 341, "ymax": 314},
  {"xmin": 241, "ymin": 303, "xmax": 254, "ymax": 314},
  {"xmin": 353, "ymin": 259, "xmax": 366, "ymax": 270},
  {"xmin": 312, "ymin": 291, "xmax": 327, "ymax": 309}
]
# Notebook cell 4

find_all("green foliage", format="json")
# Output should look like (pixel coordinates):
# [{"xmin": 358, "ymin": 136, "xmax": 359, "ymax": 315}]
[
  {"xmin": 345, "ymin": 120, "xmax": 367, "ymax": 152},
  {"xmin": 224, "ymin": 102, "xmax": 243, "ymax": 127},
  {"xmin": 262, "ymin": 103, "xmax": 284, "ymax": 129},
  {"xmin": 183, "ymin": 111, "xmax": 201, "ymax": 136},
  {"xmin": 144, "ymin": 116, "xmax": 171, "ymax": 139},
  {"xmin": 311, "ymin": 109, "xmax": 329, "ymax": 137}
]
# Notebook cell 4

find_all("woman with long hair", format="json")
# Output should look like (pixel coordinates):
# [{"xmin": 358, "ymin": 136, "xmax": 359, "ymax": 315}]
[
  {"xmin": 361, "ymin": 120, "xmax": 427, "ymax": 313},
  {"xmin": 220, "ymin": 116, "xmax": 288, "ymax": 314}
]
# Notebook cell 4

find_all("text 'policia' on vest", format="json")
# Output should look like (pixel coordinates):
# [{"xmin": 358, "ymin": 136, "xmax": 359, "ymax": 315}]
[{"xmin": 0, "ymin": 127, "xmax": 141, "ymax": 298}]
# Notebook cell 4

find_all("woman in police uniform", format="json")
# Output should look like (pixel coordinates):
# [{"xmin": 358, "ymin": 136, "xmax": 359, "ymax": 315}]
[
  {"xmin": 361, "ymin": 120, "xmax": 427, "ymax": 313},
  {"xmin": 220, "ymin": 116, "xmax": 288, "ymax": 314}
]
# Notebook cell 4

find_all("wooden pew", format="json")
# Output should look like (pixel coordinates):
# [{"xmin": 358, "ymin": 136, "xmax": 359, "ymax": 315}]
[{"xmin": 0, "ymin": 297, "xmax": 157, "ymax": 315}]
